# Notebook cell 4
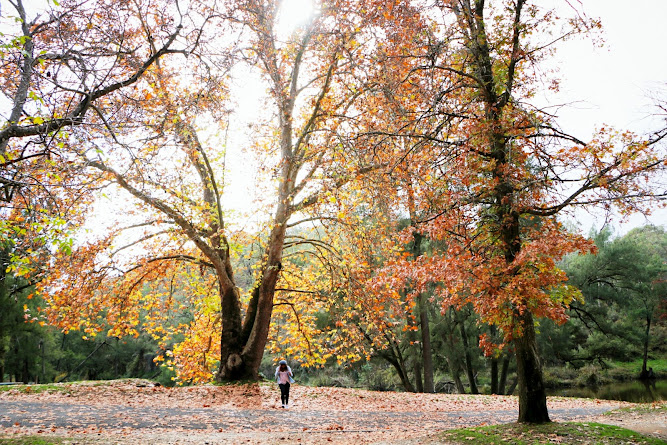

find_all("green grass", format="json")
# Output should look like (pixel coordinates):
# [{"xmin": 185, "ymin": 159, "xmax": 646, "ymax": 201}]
[
  {"xmin": 604, "ymin": 403, "xmax": 666, "ymax": 416},
  {"xmin": 436, "ymin": 422, "xmax": 666, "ymax": 444},
  {"xmin": 0, "ymin": 384, "xmax": 70, "ymax": 395},
  {"xmin": 612, "ymin": 358, "xmax": 667, "ymax": 375},
  {"xmin": 0, "ymin": 439, "xmax": 67, "ymax": 444},
  {"xmin": 0, "ymin": 378, "xmax": 166, "ymax": 394},
  {"xmin": 544, "ymin": 358, "xmax": 667, "ymax": 388}
]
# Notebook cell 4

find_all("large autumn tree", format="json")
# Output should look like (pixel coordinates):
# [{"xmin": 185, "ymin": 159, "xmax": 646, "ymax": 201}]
[
  {"xmin": 330, "ymin": 0, "xmax": 666, "ymax": 423},
  {"xmin": 38, "ymin": 0, "xmax": 392, "ymax": 382},
  {"xmin": 433, "ymin": 0, "xmax": 664, "ymax": 423}
]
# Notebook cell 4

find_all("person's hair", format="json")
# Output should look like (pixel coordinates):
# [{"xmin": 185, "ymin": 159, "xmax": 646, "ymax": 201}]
[{"xmin": 279, "ymin": 363, "xmax": 287, "ymax": 369}]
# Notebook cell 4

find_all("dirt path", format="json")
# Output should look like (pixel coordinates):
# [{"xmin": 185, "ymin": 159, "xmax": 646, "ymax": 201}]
[{"xmin": 0, "ymin": 381, "xmax": 662, "ymax": 444}]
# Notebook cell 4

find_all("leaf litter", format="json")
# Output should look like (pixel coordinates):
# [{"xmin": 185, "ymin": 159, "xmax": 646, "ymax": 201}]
[{"xmin": 0, "ymin": 379, "xmax": 659, "ymax": 444}]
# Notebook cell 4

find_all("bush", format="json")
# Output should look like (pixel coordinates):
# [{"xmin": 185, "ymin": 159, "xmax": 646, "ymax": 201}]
[
  {"xmin": 573, "ymin": 364, "xmax": 614, "ymax": 387},
  {"xmin": 357, "ymin": 365, "xmax": 397, "ymax": 391},
  {"xmin": 543, "ymin": 366, "xmax": 578, "ymax": 388},
  {"xmin": 308, "ymin": 373, "xmax": 355, "ymax": 388}
]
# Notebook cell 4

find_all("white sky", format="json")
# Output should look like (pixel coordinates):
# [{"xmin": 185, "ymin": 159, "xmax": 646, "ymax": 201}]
[
  {"xmin": 545, "ymin": 0, "xmax": 667, "ymax": 234},
  {"xmin": 550, "ymin": 0, "xmax": 666, "ymax": 136}
]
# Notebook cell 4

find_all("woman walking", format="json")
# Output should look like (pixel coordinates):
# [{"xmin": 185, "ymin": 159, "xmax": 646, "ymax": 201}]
[{"xmin": 275, "ymin": 359, "xmax": 294, "ymax": 408}]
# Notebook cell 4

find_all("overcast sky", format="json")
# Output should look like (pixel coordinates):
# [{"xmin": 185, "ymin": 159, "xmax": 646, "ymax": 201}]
[
  {"xmin": 545, "ymin": 0, "xmax": 667, "ymax": 233},
  {"xmin": 551, "ymin": 0, "xmax": 666, "ymax": 136}
]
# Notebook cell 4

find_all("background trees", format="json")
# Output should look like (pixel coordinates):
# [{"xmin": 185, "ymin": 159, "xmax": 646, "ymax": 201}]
[{"xmin": 561, "ymin": 226, "xmax": 667, "ymax": 376}]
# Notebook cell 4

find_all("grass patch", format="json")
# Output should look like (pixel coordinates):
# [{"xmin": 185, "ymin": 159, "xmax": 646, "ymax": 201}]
[
  {"xmin": 0, "ymin": 384, "xmax": 70, "ymax": 395},
  {"xmin": 437, "ymin": 422, "xmax": 665, "ymax": 444},
  {"xmin": 0, "ymin": 438, "xmax": 66, "ymax": 444},
  {"xmin": 605, "ymin": 403, "xmax": 666, "ymax": 416},
  {"xmin": 0, "ymin": 379, "xmax": 159, "ymax": 394},
  {"xmin": 545, "ymin": 358, "xmax": 667, "ymax": 387},
  {"xmin": 612, "ymin": 359, "xmax": 667, "ymax": 376}
]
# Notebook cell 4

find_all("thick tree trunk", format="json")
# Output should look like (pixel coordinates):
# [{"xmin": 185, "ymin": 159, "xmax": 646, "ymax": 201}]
[
  {"xmin": 242, "ymin": 266, "xmax": 282, "ymax": 375},
  {"xmin": 216, "ymin": 241, "xmax": 285, "ymax": 381},
  {"xmin": 216, "ymin": 123, "xmax": 291, "ymax": 381},
  {"xmin": 216, "ymin": 282, "xmax": 247, "ymax": 380},
  {"xmin": 514, "ymin": 310, "xmax": 550, "ymax": 423}
]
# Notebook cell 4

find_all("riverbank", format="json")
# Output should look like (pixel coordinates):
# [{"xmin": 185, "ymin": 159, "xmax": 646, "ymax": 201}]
[{"xmin": 543, "ymin": 359, "xmax": 667, "ymax": 388}]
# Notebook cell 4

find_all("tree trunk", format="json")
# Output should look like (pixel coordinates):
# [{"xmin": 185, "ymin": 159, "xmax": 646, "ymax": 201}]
[
  {"xmin": 490, "ymin": 355, "xmax": 498, "ymax": 395},
  {"xmin": 455, "ymin": 0, "xmax": 550, "ymax": 422},
  {"xmin": 381, "ymin": 337, "xmax": 416, "ymax": 393},
  {"xmin": 443, "ymin": 308, "xmax": 466, "ymax": 393},
  {"xmin": 241, "ymin": 263, "xmax": 283, "ymax": 376},
  {"xmin": 446, "ymin": 355, "xmax": 466, "ymax": 394},
  {"xmin": 458, "ymin": 312, "xmax": 479, "ymax": 394},
  {"xmin": 498, "ymin": 353, "xmax": 511, "ymax": 395},
  {"xmin": 413, "ymin": 361, "xmax": 424, "ymax": 393},
  {"xmin": 514, "ymin": 310, "xmax": 550, "ymax": 423},
  {"xmin": 507, "ymin": 377, "xmax": 518, "ymax": 396},
  {"xmin": 640, "ymin": 314, "xmax": 652, "ymax": 379},
  {"xmin": 489, "ymin": 325, "xmax": 499, "ymax": 394},
  {"xmin": 406, "ymin": 180, "xmax": 434, "ymax": 393},
  {"xmin": 216, "ymin": 259, "xmax": 284, "ymax": 381},
  {"xmin": 419, "ymin": 292, "xmax": 435, "ymax": 393},
  {"xmin": 388, "ymin": 356, "xmax": 415, "ymax": 393},
  {"xmin": 216, "ymin": 282, "xmax": 247, "ymax": 380},
  {"xmin": 408, "ymin": 309, "xmax": 422, "ymax": 393}
]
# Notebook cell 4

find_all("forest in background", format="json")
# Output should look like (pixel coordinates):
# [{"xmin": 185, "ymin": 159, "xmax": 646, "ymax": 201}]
[{"xmin": 2, "ymin": 224, "xmax": 665, "ymax": 396}]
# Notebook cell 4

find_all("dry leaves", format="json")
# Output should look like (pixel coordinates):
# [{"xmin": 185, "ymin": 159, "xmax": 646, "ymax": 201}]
[{"xmin": 0, "ymin": 380, "xmax": 640, "ymax": 444}]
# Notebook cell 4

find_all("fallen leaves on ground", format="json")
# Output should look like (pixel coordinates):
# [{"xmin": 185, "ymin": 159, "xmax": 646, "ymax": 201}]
[{"xmin": 0, "ymin": 379, "xmax": 657, "ymax": 445}]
